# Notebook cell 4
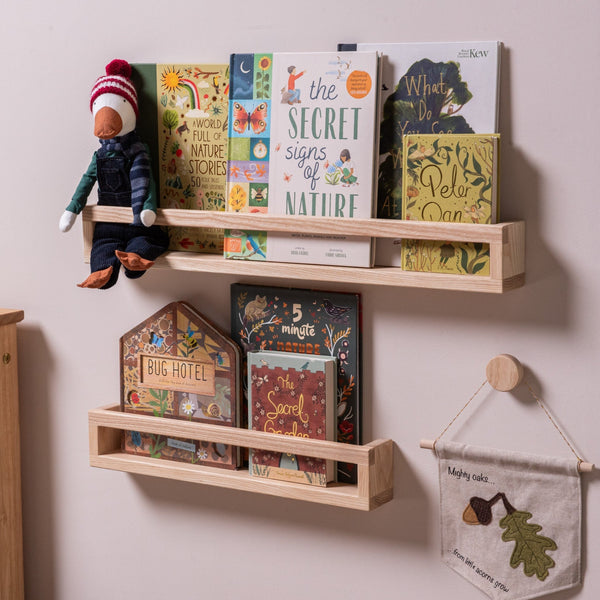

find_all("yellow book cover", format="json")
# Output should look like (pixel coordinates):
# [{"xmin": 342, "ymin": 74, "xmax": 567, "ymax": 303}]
[
  {"xmin": 135, "ymin": 63, "xmax": 229, "ymax": 253},
  {"xmin": 401, "ymin": 133, "xmax": 499, "ymax": 275}
]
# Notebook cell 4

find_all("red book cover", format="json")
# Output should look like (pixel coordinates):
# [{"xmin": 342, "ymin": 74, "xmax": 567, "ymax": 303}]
[{"xmin": 248, "ymin": 350, "xmax": 337, "ymax": 486}]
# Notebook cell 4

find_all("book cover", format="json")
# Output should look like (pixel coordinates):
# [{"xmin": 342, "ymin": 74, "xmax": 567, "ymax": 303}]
[
  {"xmin": 248, "ymin": 350, "xmax": 337, "ymax": 486},
  {"xmin": 133, "ymin": 63, "xmax": 230, "ymax": 254},
  {"xmin": 402, "ymin": 133, "xmax": 500, "ymax": 275},
  {"xmin": 339, "ymin": 41, "xmax": 501, "ymax": 265},
  {"xmin": 223, "ymin": 51, "xmax": 380, "ymax": 267},
  {"xmin": 120, "ymin": 301, "xmax": 241, "ymax": 469},
  {"xmin": 231, "ymin": 283, "xmax": 362, "ymax": 484}
]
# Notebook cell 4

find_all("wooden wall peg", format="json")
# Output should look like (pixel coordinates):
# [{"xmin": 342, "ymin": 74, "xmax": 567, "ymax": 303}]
[{"xmin": 486, "ymin": 354, "xmax": 524, "ymax": 392}]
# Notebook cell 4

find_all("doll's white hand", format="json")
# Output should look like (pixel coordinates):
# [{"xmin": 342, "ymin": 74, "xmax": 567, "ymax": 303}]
[
  {"xmin": 140, "ymin": 209, "xmax": 156, "ymax": 227},
  {"xmin": 59, "ymin": 210, "xmax": 77, "ymax": 232}
]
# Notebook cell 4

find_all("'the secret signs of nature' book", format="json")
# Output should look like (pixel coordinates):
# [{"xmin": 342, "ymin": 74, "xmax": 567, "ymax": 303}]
[
  {"xmin": 230, "ymin": 283, "xmax": 362, "ymax": 484},
  {"xmin": 339, "ymin": 41, "xmax": 501, "ymax": 265},
  {"xmin": 401, "ymin": 133, "xmax": 500, "ymax": 275},
  {"xmin": 248, "ymin": 350, "xmax": 337, "ymax": 486},
  {"xmin": 133, "ymin": 63, "xmax": 230, "ymax": 254},
  {"xmin": 120, "ymin": 301, "xmax": 241, "ymax": 469},
  {"xmin": 223, "ymin": 51, "xmax": 380, "ymax": 266}
]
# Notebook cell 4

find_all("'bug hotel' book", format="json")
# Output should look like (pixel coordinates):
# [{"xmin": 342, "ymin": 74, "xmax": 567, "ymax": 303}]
[{"xmin": 223, "ymin": 51, "xmax": 381, "ymax": 267}]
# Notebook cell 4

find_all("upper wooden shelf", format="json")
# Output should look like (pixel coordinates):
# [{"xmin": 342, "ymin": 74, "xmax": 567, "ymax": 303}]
[{"xmin": 82, "ymin": 206, "xmax": 525, "ymax": 293}]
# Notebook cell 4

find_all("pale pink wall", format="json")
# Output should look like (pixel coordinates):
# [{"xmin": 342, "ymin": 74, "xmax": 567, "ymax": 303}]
[{"xmin": 1, "ymin": 1, "xmax": 598, "ymax": 598}]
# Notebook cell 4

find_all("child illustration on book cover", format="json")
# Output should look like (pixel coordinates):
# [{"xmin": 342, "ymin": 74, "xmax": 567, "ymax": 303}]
[
  {"xmin": 281, "ymin": 65, "xmax": 306, "ymax": 104},
  {"xmin": 325, "ymin": 149, "xmax": 358, "ymax": 186}
]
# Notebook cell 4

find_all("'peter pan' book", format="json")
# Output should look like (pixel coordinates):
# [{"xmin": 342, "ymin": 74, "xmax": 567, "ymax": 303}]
[
  {"xmin": 402, "ymin": 133, "xmax": 500, "ymax": 276},
  {"xmin": 120, "ymin": 301, "xmax": 241, "ymax": 469},
  {"xmin": 231, "ymin": 283, "xmax": 362, "ymax": 484},
  {"xmin": 248, "ymin": 350, "xmax": 337, "ymax": 486},
  {"xmin": 338, "ymin": 41, "xmax": 501, "ymax": 265},
  {"xmin": 223, "ymin": 51, "xmax": 380, "ymax": 267},
  {"xmin": 133, "ymin": 63, "xmax": 229, "ymax": 254}
]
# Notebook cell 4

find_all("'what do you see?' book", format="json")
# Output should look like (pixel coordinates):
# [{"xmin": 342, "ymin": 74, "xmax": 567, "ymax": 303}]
[
  {"xmin": 339, "ymin": 41, "xmax": 501, "ymax": 266},
  {"xmin": 224, "ymin": 51, "xmax": 381, "ymax": 267}
]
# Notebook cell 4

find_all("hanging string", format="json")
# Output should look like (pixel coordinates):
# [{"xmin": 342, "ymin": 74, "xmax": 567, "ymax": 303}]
[
  {"xmin": 525, "ymin": 380, "xmax": 584, "ymax": 466},
  {"xmin": 433, "ymin": 379, "xmax": 487, "ymax": 452},
  {"xmin": 432, "ymin": 376, "xmax": 586, "ymax": 468}
]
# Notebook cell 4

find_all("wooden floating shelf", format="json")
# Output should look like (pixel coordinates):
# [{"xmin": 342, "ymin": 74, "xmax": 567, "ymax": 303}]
[
  {"xmin": 89, "ymin": 404, "xmax": 394, "ymax": 511},
  {"xmin": 82, "ymin": 206, "xmax": 525, "ymax": 293}
]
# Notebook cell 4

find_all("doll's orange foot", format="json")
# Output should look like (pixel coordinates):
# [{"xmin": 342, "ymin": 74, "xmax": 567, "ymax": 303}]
[
  {"xmin": 115, "ymin": 250, "xmax": 155, "ymax": 271},
  {"xmin": 77, "ymin": 266, "xmax": 113, "ymax": 288}
]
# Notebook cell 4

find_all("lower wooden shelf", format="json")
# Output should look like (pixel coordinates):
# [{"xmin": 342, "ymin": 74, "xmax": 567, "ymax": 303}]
[{"xmin": 89, "ymin": 404, "xmax": 394, "ymax": 511}]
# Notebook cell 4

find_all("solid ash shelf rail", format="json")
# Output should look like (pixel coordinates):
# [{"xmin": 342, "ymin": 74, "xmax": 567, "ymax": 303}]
[
  {"xmin": 81, "ymin": 206, "xmax": 525, "ymax": 293},
  {"xmin": 89, "ymin": 404, "xmax": 394, "ymax": 511}
]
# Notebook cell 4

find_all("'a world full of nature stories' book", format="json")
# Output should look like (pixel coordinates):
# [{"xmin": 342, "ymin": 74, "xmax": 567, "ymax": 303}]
[
  {"xmin": 401, "ymin": 133, "xmax": 500, "ymax": 276},
  {"xmin": 133, "ymin": 63, "xmax": 230, "ymax": 254},
  {"xmin": 224, "ymin": 51, "xmax": 381, "ymax": 267},
  {"xmin": 247, "ymin": 350, "xmax": 337, "ymax": 487}
]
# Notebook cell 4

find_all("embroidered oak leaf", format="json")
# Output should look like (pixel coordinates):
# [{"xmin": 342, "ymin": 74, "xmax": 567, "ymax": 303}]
[{"xmin": 499, "ymin": 510, "xmax": 557, "ymax": 581}]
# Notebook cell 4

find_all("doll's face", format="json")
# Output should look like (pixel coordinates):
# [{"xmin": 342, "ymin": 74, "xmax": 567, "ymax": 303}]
[{"xmin": 92, "ymin": 93, "xmax": 136, "ymax": 139}]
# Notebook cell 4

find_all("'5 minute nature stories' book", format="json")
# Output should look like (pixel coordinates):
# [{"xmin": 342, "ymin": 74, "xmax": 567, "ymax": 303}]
[{"xmin": 224, "ymin": 51, "xmax": 381, "ymax": 267}]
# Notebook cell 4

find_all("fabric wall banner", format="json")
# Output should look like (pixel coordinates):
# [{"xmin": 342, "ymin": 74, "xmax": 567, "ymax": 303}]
[{"xmin": 436, "ymin": 441, "xmax": 581, "ymax": 600}]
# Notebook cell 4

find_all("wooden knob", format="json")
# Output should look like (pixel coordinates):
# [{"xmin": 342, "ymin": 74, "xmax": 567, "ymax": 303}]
[{"xmin": 486, "ymin": 354, "xmax": 523, "ymax": 391}]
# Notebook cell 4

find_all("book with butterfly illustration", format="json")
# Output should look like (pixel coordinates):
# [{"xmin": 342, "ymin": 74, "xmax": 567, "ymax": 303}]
[
  {"xmin": 223, "ymin": 51, "xmax": 381, "ymax": 267},
  {"xmin": 248, "ymin": 350, "xmax": 337, "ymax": 486},
  {"xmin": 120, "ymin": 301, "xmax": 241, "ymax": 469},
  {"xmin": 338, "ymin": 41, "xmax": 501, "ymax": 266},
  {"xmin": 231, "ymin": 283, "xmax": 362, "ymax": 484},
  {"xmin": 401, "ymin": 133, "xmax": 500, "ymax": 275},
  {"xmin": 133, "ymin": 63, "xmax": 230, "ymax": 254}
]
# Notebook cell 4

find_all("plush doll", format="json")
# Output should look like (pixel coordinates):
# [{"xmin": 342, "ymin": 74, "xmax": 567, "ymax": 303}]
[{"xmin": 59, "ymin": 59, "xmax": 169, "ymax": 289}]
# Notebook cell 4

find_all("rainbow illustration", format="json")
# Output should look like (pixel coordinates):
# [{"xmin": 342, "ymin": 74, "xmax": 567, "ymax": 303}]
[{"xmin": 179, "ymin": 78, "xmax": 200, "ymax": 110}]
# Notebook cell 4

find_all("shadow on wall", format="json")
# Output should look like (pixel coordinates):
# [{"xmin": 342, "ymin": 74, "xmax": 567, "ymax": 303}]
[
  {"xmin": 17, "ymin": 325, "xmax": 57, "ymax": 600},
  {"xmin": 128, "ymin": 443, "xmax": 432, "ymax": 549}
]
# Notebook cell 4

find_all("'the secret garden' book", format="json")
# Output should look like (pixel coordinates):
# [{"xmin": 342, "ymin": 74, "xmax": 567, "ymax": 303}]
[
  {"xmin": 401, "ymin": 133, "xmax": 500, "ymax": 276},
  {"xmin": 133, "ymin": 63, "xmax": 230, "ymax": 254},
  {"xmin": 224, "ymin": 51, "xmax": 380, "ymax": 267},
  {"xmin": 248, "ymin": 350, "xmax": 337, "ymax": 486}
]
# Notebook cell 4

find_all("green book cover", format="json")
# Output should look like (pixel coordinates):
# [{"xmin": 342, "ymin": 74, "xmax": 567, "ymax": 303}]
[{"xmin": 402, "ymin": 133, "xmax": 500, "ymax": 275}]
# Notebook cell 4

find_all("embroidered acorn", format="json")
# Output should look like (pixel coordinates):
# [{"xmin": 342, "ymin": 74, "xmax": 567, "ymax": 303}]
[{"xmin": 462, "ymin": 493, "xmax": 515, "ymax": 525}]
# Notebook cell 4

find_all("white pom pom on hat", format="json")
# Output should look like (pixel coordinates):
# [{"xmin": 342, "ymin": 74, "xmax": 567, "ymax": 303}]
[{"xmin": 90, "ymin": 59, "xmax": 138, "ymax": 116}]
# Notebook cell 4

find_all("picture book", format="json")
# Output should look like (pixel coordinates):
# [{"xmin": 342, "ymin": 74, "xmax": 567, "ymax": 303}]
[
  {"xmin": 120, "ymin": 301, "xmax": 241, "ymax": 469},
  {"xmin": 223, "ymin": 51, "xmax": 381, "ymax": 267},
  {"xmin": 402, "ymin": 133, "xmax": 500, "ymax": 275},
  {"xmin": 231, "ymin": 283, "xmax": 362, "ymax": 484},
  {"xmin": 133, "ymin": 63, "xmax": 230, "ymax": 254},
  {"xmin": 338, "ymin": 41, "xmax": 501, "ymax": 265},
  {"xmin": 248, "ymin": 350, "xmax": 337, "ymax": 486}
]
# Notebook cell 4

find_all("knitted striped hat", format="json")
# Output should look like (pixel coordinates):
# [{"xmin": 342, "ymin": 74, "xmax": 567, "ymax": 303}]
[{"xmin": 90, "ymin": 59, "xmax": 138, "ymax": 116}]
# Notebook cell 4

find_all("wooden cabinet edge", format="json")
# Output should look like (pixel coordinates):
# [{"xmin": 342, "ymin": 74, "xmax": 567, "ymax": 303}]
[{"xmin": 0, "ymin": 311, "xmax": 25, "ymax": 599}]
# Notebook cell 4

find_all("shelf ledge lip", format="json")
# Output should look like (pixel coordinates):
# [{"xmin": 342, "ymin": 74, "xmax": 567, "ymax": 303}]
[{"xmin": 82, "ymin": 205, "xmax": 521, "ymax": 243}]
